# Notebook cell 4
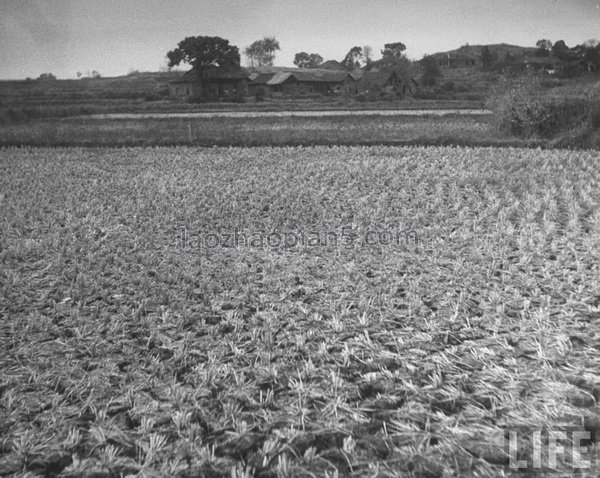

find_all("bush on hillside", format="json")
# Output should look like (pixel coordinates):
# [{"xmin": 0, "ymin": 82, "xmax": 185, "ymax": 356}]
[{"xmin": 487, "ymin": 77, "xmax": 599, "ymax": 141}]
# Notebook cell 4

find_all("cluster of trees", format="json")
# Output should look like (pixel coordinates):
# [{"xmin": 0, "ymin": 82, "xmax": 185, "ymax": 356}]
[
  {"xmin": 165, "ymin": 35, "xmax": 414, "ymax": 74},
  {"xmin": 337, "ymin": 43, "xmax": 406, "ymax": 71},
  {"xmin": 76, "ymin": 70, "xmax": 101, "ymax": 79},
  {"xmin": 37, "ymin": 73, "xmax": 57, "ymax": 80},
  {"xmin": 167, "ymin": 35, "xmax": 282, "ymax": 72},
  {"xmin": 537, "ymin": 39, "xmax": 600, "ymax": 73},
  {"xmin": 293, "ymin": 52, "xmax": 323, "ymax": 68}
]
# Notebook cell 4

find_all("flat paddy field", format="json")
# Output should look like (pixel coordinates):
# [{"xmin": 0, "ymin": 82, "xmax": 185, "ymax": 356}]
[{"xmin": 1, "ymin": 145, "xmax": 600, "ymax": 477}]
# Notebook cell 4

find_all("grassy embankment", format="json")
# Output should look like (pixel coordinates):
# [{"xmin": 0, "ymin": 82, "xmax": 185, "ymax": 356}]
[{"xmin": 2, "ymin": 146, "xmax": 600, "ymax": 476}]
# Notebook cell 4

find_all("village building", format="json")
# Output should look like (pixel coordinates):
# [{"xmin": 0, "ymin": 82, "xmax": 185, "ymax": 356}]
[
  {"xmin": 246, "ymin": 71, "xmax": 276, "ymax": 97},
  {"xmin": 355, "ymin": 69, "xmax": 417, "ymax": 97},
  {"xmin": 170, "ymin": 63, "xmax": 417, "ymax": 100},
  {"xmin": 168, "ymin": 67, "xmax": 249, "ymax": 99},
  {"xmin": 247, "ymin": 67, "xmax": 356, "ymax": 97},
  {"xmin": 524, "ymin": 56, "xmax": 561, "ymax": 75}
]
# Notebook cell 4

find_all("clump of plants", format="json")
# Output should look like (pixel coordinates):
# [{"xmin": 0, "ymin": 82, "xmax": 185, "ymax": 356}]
[{"xmin": 487, "ymin": 76, "xmax": 600, "ymax": 146}]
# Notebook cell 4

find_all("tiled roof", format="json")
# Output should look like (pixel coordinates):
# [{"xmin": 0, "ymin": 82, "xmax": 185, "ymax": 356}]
[
  {"xmin": 266, "ymin": 72, "xmax": 294, "ymax": 85},
  {"xmin": 248, "ymin": 72, "xmax": 276, "ymax": 84},
  {"xmin": 262, "ymin": 68, "xmax": 352, "ymax": 85},
  {"xmin": 180, "ymin": 67, "xmax": 249, "ymax": 81}
]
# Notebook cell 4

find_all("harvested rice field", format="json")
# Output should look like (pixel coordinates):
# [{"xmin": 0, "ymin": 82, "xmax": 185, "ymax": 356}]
[{"xmin": 1, "ymin": 145, "xmax": 600, "ymax": 477}]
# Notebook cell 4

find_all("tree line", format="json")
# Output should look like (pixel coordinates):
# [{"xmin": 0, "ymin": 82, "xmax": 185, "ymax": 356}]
[{"xmin": 166, "ymin": 36, "xmax": 413, "ymax": 74}]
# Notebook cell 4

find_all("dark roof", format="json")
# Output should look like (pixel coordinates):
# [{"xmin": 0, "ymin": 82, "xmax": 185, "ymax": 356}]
[
  {"xmin": 291, "ymin": 69, "xmax": 351, "ymax": 82},
  {"xmin": 358, "ymin": 70, "xmax": 400, "ymax": 87},
  {"xmin": 264, "ymin": 68, "xmax": 352, "ymax": 85},
  {"xmin": 248, "ymin": 72, "xmax": 277, "ymax": 84},
  {"xmin": 177, "ymin": 67, "xmax": 249, "ymax": 82}
]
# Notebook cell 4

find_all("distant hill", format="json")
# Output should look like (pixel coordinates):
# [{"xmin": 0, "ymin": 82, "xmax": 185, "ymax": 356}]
[
  {"xmin": 426, "ymin": 43, "xmax": 537, "ymax": 68},
  {"xmin": 430, "ymin": 43, "xmax": 537, "ymax": 58}
]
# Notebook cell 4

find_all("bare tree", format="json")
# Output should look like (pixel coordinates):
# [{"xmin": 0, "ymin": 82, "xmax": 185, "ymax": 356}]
[
  {"xmin": 363, "ymin": 45, "xmax": 374, "ymax": 65},
  {"xmin": 245, "ymin": 37, "xmax": 281, "ymax": 67}
]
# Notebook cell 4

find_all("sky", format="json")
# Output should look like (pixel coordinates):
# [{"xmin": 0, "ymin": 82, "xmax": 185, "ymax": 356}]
[{"xmin": 0, "ymin": 0, "xmax": 599, "ymax": 79}]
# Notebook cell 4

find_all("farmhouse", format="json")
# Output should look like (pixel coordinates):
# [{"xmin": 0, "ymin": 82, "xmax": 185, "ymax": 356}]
[
  {"xmin": 524, "ymin": 56, "xmax": 561, "ymax": 74},
  {"xmin": 170, "ymin": 64, "xmax": 417, "ymax": 100},
  {"xmin": 246, "ymin": 71, "xmax": 275, "ymax": 97},
  {"xmin": 168, "ymin": 66, "xmax": 249, "ymax": 99},
  {"xmin": 247, "ymin": 67, "xmax": 356, "ymax": 97},
  {"xmin": 356, "ymin": 69, "xmax": 417, "ymax": 97}
]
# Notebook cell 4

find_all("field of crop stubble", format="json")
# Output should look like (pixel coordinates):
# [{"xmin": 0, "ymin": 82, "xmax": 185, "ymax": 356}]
[{"xmin": 1, "ymin": 145, "xmax": 600, "ymax": 477}]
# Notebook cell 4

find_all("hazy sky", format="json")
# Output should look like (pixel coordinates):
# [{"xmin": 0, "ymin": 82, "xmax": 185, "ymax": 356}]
[{"xmin": 1, "ymin": 0, "xmax": 599, "ymax": 79}]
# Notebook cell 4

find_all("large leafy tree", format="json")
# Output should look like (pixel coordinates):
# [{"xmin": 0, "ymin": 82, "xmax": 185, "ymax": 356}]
[
  {"xmin": 166, "ymin": 36, "xmax": 240, "ymax": 75},
  {"xmin": 293, "ymin": 52, "xmax": 324, "ymax": 68},
  {"xmin": 552, "ymin": 40, "xmax": 572, "ymax": 61},
  {"xmin": 381, "ymin": 42, "xmax": 406, "ymax": 61},
  {"xmin": 535, "ymin": 39, "xmax": 553, "ymax": 57},
  {"xmin": 341, "ymin": 46, "xmax": 363, "ymax": 70},
  {"xmin": 245, "ymin": 37, "xmax": 281, "ymax": 67},
  {"xmin": 377, "ymin": 42, "xmax": 411, "ymax": 76}
]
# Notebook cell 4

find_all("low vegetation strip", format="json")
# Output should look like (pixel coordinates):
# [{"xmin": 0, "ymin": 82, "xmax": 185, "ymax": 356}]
[
  {"xmin": 0, "ymin": 115, "xmax": 501, "ymax": 148},
  {"xmin": 79, "ymin": 109, "xmax": 492, "ymax": 119},
  {"xmin": 1, "ymin": 146, "xmax": 600, "ymax": 476}
]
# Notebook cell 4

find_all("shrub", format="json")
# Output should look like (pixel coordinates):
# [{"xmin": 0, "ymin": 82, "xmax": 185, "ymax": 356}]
[
  {"xmin": 488, "ymin": 76, "xmax": 600, "ymax": 147},
  {"xmin": 488, "ymin": 77, "xmax": 587, "ymax": 137}
]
